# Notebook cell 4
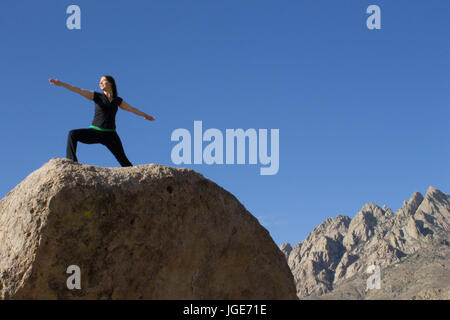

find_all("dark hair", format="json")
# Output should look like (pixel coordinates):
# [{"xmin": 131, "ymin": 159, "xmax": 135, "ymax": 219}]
[{"xmin": 102, "ymin": 75, "xmax": 118, "ymax": 98}]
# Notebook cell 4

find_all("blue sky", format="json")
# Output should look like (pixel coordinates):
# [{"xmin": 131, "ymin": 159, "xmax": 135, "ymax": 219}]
[{"xmin": 1, "ymin": 1, "xmax": 449, "ymax": 247}]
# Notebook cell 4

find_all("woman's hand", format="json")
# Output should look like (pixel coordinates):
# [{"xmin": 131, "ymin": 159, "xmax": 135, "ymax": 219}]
[
  {"xmin": 144, "ymin": 115, "xmax": 155, "ymax": 121},
  {"xmin": 49, "ymin": 78, "xmax": 62, "ymax": 86}
]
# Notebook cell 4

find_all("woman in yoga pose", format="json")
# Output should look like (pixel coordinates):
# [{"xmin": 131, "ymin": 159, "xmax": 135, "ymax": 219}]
[{"xmin": 49, "ymin": 75, "xmax": 155, "ymax": 167}]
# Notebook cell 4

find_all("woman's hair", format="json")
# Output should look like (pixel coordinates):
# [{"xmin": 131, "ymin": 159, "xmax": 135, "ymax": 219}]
[{"xmin": 102, "ymin": 75, "xmax": 118, "ymax": 98}]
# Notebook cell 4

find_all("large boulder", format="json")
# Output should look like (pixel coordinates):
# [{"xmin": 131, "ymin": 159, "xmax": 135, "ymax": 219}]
[{"xmin": 0, "ymin": 158, "xmax": 297, "ymax": 300}]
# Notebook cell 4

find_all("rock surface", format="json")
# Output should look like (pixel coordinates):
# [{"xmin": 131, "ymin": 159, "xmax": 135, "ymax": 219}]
[
  {"xmin": 0, "ymin": 158, "xmax": 297, "ymax": 300},
  {"xmin": 282, "ymin": 186, "xmax": 450, "ymax": 299}
]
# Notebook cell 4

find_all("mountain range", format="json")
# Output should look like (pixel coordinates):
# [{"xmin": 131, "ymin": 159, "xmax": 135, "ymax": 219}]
[{"xmin": 280, "ymin": 186, "xmax": 450, "ymax": 299}]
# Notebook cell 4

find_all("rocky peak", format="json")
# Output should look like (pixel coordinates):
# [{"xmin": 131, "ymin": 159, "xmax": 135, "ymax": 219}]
[
  {"xmin": 305, "ymin": 215, "xmax": 351, "ymax": 243},
  {"xmin": 414, "ymin": 186, "xmax": 450, "ymax": 232},
  {"xmin": 424, "ymin": 186, "xmax": 449, "ymax": 205},
  {"xmin": 342, "ymin": 203, "xmax": 390, "ymax": 250},
  {"xmin": 280, "ymin": 242, "xmax": 292, "ymax": 260},
  {"xmin": 396, "ymin": 191, "xmax": 424, "ymax": 218}
]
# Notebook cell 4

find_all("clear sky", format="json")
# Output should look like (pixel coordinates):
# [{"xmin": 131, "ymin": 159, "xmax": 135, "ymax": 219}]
[{"xmin": 1, "ymin": 1, "xmax": 449, "ymax": 247}]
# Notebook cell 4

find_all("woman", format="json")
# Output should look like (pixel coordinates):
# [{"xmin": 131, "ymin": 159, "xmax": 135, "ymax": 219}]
[{"xmin": 49, "ymin": 75, "xmax": 155, "ymax": 167}]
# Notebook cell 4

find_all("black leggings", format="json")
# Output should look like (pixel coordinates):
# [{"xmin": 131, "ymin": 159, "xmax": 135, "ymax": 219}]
[{"xmin": 66, "ymin": 128, "xmax": 133, "ymax": 167}]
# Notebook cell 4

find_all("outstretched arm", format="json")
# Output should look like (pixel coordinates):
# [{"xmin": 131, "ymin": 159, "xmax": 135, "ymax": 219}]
[
  {"xmin": 119, "ymin": 100, "xmax": 155, "ymax": 121},
  {"xmin": 49, "ymin": 78, "xmax": 94, "ymax": 100}
]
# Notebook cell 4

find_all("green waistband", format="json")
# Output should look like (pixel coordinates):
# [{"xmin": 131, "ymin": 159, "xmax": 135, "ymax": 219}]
[{"xmin": 89, "ymin": 125, "xmax": 116, "ymax": 132}]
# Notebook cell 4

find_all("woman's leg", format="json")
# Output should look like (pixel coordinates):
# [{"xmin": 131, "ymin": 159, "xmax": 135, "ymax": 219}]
[
  {"xmin": 66, "ymin": 128, "xmax": 103, "ymax": 162},
  {"xmin": 103, "ymin": 132, "xmax": 133, "ymax": 167}
]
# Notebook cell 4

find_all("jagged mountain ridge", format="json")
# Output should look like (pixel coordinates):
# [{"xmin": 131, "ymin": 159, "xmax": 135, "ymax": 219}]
[{"xmin": 281, "ymin": 186, "xmax": 450, "ymax": 299}]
